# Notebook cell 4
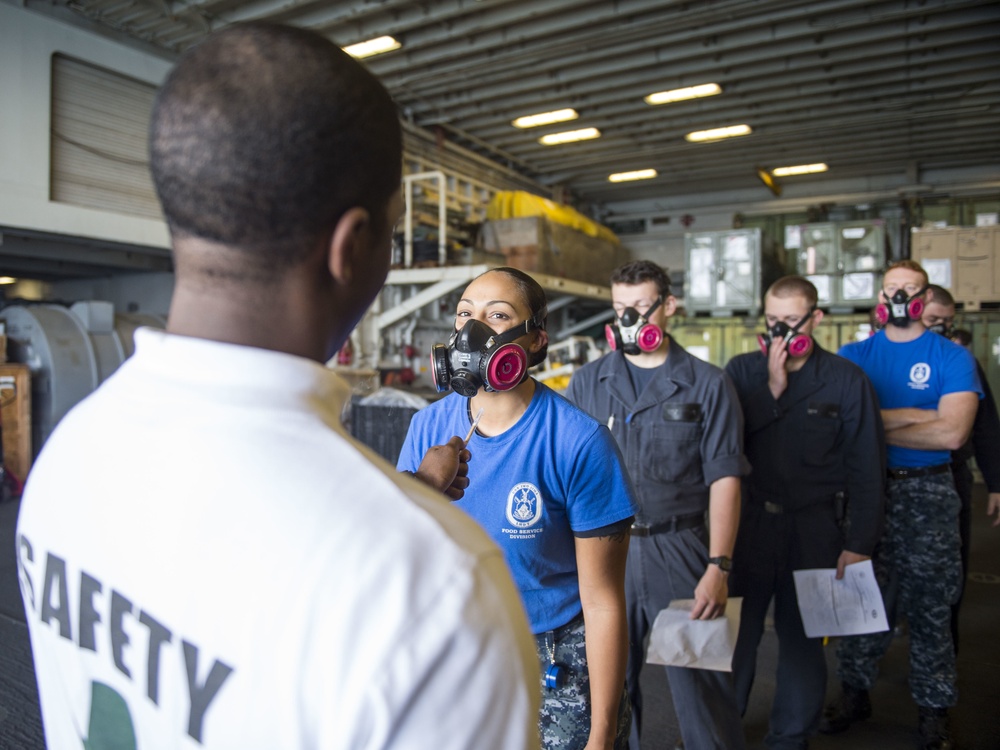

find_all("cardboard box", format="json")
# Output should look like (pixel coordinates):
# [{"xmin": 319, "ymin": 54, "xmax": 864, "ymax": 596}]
[
  {"xmin": 955, "ymin": 228, "xmax": 994, "ymax": 304},
  {"xmin": 912, "ymin": 229, "xmax": 957, "ymax": 289},
  {"xmin": 912, "ymin": 226, "xmax": 998, "ymax": 306},
  {"xmin": 992, "ymin": 227, "xmax": 1000, "ymax": 297},
  {"xmin": 481, "ymin": 216, "xmax": 628, "ymax": 287},
  {"xmin": 0, "ymin": 363, "xmax": 32, "ymax": 484}
]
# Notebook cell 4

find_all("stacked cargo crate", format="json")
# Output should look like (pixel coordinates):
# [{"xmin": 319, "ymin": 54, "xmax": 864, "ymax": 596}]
[{"xmin": 912, "ymin": 226, "xmax": 1000, "ymax": 310}]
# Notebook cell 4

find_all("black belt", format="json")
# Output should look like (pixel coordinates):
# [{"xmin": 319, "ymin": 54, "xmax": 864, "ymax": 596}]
[
  {"xmin": 630, "ymin": 512, "xmax": 704, "ymax": 537},
  {"xmin": 760, "ymin": 491, "xmax": 845, "ymax": 515},
  {"xmin": 886, "ymin": 464, "xmax": 951, "ymax": 481}
]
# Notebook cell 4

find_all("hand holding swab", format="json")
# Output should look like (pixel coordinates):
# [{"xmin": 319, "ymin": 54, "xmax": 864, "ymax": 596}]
[{"xmin": 465, "ymin": 407, "xmax": 484, "ymax": 445}]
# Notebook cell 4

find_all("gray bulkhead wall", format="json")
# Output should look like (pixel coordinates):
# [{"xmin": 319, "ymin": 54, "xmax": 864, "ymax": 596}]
[{"xmin": 0, "ymin": 4, "xmax": 173, "ymax": 250}]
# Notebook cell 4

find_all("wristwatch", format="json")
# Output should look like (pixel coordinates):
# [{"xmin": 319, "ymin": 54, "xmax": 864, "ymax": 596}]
[{"xmin": 708, "ymin": 555, "xmax": 732, "ymax": 573}]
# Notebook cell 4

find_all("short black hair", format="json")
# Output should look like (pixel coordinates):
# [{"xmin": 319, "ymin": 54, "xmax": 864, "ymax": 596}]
[
  {"xmin": 479, "ymin": 267, "xmax": 549, "ymax": 367},
  {"xmin": 150, "ymin": 23, "xmax": 402, "ymax": 274},
  {"xmin": 951, "ymin": 328, "xmax": 972, "ymax": 347},
  {"xmin": 610, "ymin": 260, "xmax": 671, "ymax": 298},
  {"xmin": 927, "ymin": 284, "xmax": 955, "ymax": 307}
]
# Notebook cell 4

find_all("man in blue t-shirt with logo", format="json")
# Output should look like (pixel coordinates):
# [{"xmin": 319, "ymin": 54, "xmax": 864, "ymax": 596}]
[{"xmin": 824, "ymin": 260, "xmax": 980, "ymax": 750}]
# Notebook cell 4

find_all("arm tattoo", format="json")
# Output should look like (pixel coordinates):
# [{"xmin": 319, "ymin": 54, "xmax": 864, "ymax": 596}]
[{"xmin": 599, "ymin": 531, "xmax": 629, "ymax": 544}]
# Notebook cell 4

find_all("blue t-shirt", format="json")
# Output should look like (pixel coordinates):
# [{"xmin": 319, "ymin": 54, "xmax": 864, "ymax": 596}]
[
  {"xmin": 838, "ymin": 330, "xmax": 981, "ymax": 468},
  {"xmin": 397, "ymin": 381, "xmax": 638, "ymax": 633}
]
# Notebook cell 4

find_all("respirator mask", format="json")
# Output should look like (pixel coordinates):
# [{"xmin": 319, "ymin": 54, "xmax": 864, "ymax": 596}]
[
  {"xmin": 605, "ymin": 298, "xmax": 664, "ymax": 355},
  {"xmin": 874, "ymin": 287, "xmax": 927, "ymax": 328},
  {"xmin": 927, "ymin": 321, "xmax": 954, "ymax": 338},
  {"xmin": 757, "ymin": 310, "xmax": 815, "ymax": 358},
  {"xmin": 431, "ymin": 315, "xmax": 543, "ymax": 398}
]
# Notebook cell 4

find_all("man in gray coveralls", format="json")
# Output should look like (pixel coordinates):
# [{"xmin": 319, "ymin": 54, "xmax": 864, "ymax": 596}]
[{"xmin": 565, "ymin": 259, "xmax": 750, "ymax": 750}]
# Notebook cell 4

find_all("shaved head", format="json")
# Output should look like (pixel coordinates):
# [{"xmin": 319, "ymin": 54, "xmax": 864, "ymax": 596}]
[{"xmin": 150, "ymin": 23, "xmax": 402, "ymax": 280}]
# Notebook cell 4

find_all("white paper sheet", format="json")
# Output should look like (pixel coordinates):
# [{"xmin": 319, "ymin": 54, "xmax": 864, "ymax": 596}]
[
  {"xmin": 645, "ymin": 598, "xmax": 743, "ymax": 672},
  {"xmin": 792, "ymin": 560, "xmax": 889, "ymax": 638}
]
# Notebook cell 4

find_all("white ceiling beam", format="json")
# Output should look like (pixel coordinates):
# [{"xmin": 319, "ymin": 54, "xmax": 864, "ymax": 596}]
[{"xmin": 398, "ymin": 6, "xmax": 996, "ymax": 120}]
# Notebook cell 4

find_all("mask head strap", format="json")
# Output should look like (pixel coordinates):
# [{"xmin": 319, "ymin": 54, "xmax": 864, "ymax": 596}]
[
  {"xmin": 883, "ymin": 284, "xmax": 927, "ymax": 303},
  {"xmin": 788, "ymin": 306, "xmax": 816, "ymax": 336},
  {"xmin": 494, "ymin": 305, "xmax": 547, "ymax": 345}
]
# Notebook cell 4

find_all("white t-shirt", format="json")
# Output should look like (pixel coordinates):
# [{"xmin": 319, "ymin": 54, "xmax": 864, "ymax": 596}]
[{"xmin": 16, "ymin": 328, "xmax": 539, "ymax": 750}]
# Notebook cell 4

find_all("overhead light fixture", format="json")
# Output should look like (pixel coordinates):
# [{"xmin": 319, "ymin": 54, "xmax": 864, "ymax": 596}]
[
  {"xmin": 645, "ymin": 83, "xmax": 722, "ymax": 105},
  {"xmin": 772, "ymin": 163, "xmax": 829, "ymax": 177},
  {"xmin": 0, "ymin": 277, "xmax": 17, "ymax": 285},
  {"xmin": 755, "ymin": 167, "xmax": 782, "ymax": 197},
  {"xmin": 685, "ymin": 124, "xmax": 752, "ymax": 143},
  {"xmin": 512, "ymin": 108, "xmax": 579, "ymax": 129},
  {"xmin": 343, "ymin": 36, "xmax": 401, "ymax": 59},
  {"xmin": 539, "ymin": 127, "xmax": 601, "ymax": 146},
  {"xmin": 609, "ymin": 169, "xmax": 658, "ymax": 183}
]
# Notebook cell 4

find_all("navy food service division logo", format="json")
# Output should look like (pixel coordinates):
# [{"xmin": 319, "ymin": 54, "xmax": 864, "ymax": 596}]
[{"xmin": 506, "ymin": 483, "xmax": 543, "ymax": 528}]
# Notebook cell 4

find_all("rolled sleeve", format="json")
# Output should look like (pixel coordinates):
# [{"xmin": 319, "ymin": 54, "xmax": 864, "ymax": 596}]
[
  {"xmin": 699, "ymin": 372, "xmax": 751, "ymax": 486},
  {"xmin": 702, "ymin": 453, "xmax": 752, "ymax": 486}
]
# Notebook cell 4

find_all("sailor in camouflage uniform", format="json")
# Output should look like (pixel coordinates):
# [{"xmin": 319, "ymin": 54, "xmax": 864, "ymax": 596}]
[
  {"xmin": 536, "ymin": 617, "xmax": 632, "ymax": 748},
  {"xmin": 829, "ymin": 261, "xmax": 981, "ymax": 750}
]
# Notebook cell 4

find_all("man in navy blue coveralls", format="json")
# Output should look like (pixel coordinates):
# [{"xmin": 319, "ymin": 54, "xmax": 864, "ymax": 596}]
[
  {"xmin": 921, "ymin": 284, "xmax": 1000, "ymax": 653},
  {"xmin": 566, "ymin": 260, "xmax": 750, "ymax": 750},
  {"xmin": 825, "ymin": 261, "xmax": 980, "ymax": 750},
  {"xmin": 725, "ymin": 276, "xmax": 886, "ymax": 750}
]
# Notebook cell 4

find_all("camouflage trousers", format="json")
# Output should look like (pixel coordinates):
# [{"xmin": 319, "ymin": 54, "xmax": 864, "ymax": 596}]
[
  {"xmin": 535, "ymin": 614, "xmax": 631, "ymax": 749},
  {"xmin": 836, "ymin": 472, "xmax": 962, "ymax": 707}
]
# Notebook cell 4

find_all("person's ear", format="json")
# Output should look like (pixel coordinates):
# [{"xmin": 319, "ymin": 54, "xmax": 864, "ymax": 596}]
[
  {"xmin": 327, "ymin": 207, "xmax": 371, "ymax": 286},
  {"xmin": 662, "ymin": 295, "xmax": 678, "ymax": 318},
  {"xmin": 925, "ymin": 287, "xmax": 935, "ymax": 303},
  {"xmin": 531, "ymin": 328, "xmax": 549, "ymax": 353},
  {"xmin": 812, "ymin": 308, "xmax": 825, "ymax": 327}
]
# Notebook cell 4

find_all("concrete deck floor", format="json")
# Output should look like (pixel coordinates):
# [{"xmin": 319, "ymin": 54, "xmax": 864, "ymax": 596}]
[
  {"xmin": 638, "ymin": 484, "xmax": 1000, "ymax": 750},
  {"xmin": 2, "ymin": 487, "xmax": 998, "ymax": 749}
]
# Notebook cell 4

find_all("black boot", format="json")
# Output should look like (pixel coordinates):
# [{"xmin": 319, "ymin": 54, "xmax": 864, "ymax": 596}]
[
  {"xmin": 818, "ymin": 682, "xmax": 872, "ymax": 734},
  {"xmin": 918, "ymin": 706, "xmax": 954, "ymax": 750}
]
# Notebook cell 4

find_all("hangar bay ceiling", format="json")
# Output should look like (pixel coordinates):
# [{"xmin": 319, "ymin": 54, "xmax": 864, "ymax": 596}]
[{"xmin": 18, "ymin": 0, "xmax": 1000, "ymax": 213}]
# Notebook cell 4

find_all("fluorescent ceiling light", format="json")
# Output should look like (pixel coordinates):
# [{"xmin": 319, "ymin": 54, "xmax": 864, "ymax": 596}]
[
  {"xmin": 539, "ymin": 127, "xmax": 601, "ymax": 146},
  {"xmin": 343, "ymin": 36, "xmax": 401, "ymax": 59},
  {"xmin": 685, "ymin": 124, "xmax": 752, "ymax": 143},
  {"xmin": 772, "ymin": 163, "xmax": 829, "ymax": 177},
  {"xmin": 645, "ymin": 83, "xmax": 722, "ymax": 105},
  {"xmin": 609, "ymin": 169, "xmax": 658, "ymax": 183},
  {"xmin": 0, "ymin": 277, "xmax": 16, "ymax": 285},
  {"xmin": 512, "ymin": 108, "xmax": 579, "ymax": 129}
]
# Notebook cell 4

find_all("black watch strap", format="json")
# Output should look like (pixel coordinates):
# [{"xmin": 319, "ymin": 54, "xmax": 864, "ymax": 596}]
[{"xmin": 708, "ymin": 555, "xmax": 732, "ymax": 572}]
